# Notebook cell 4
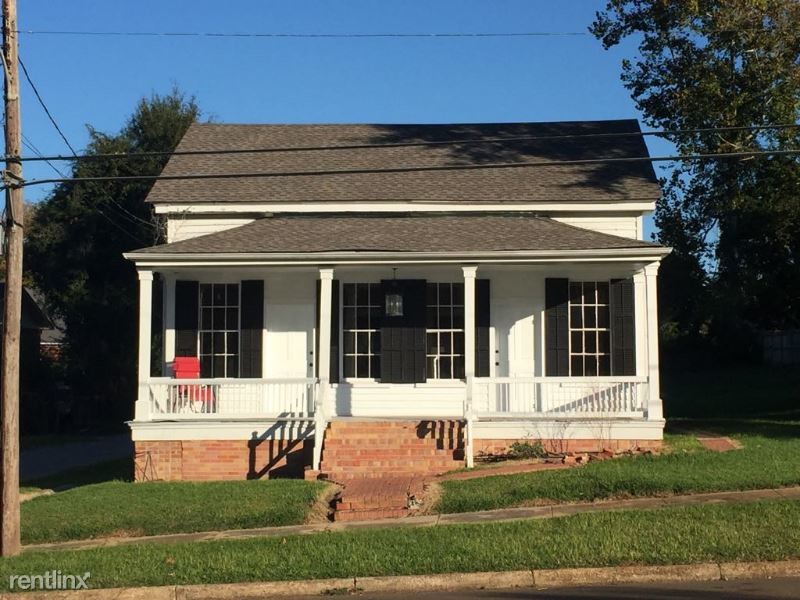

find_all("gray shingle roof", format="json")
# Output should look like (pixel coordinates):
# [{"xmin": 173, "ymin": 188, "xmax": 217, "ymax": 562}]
[
  {"xmin": 146, "ymin": 120, "xmax": 661, "ymax": 204},
  {"xmin": 133, "ymin": 214, "xmax": 660, "ymax": 255}
]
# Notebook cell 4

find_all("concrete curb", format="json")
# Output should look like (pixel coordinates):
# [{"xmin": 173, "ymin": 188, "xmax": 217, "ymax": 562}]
[
  {"xmin": 5, "ymin": 560, "xmax": 800, "ymax": 599},
  {"xmin": 24, "ymin": 485, "xmax": 800, "ymax": 554}
]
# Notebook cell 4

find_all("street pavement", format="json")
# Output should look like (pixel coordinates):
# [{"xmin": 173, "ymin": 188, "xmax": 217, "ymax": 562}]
[{"xmin": 20, "ymin": 433, "xmax": 131, "ymax": 481}]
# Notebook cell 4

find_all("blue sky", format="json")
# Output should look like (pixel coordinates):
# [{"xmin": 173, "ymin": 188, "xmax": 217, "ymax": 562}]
[{"xmin": 17, "ymin": 0, "xmax": 669, "ymax": 236}]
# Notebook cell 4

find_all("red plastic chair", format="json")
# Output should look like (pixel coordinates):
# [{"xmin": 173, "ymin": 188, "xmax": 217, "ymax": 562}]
[{"xmin": 172, "ymin": 356, "xmax": 214, "ymax": 410}]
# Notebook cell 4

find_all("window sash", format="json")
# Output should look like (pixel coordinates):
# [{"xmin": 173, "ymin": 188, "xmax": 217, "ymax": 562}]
[
  {"xmin": 568, "ymin": 281, "xmax": 611, "ymax": 377},
  {"xmin": 342, "ymin": 283, "xmax": 380, "ymax": 379},
  {"xmin": 426, "ymin": 283, "xmax": 465, "ymax": 380},
  {"xmin": 198, "ymin": 283, "xmax": 240, "ymax": 378}
]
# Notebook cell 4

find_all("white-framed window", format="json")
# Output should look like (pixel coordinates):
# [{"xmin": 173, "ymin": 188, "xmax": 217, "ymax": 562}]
[
  {"xmin": 568, "ymin": 281, "xmax": 611, "ymax": 376},
  {"xmin": 199, "ymin": 283, "xmax": 239, "ymax": 378},
  {"xmin": 342, "ymin": 283, "xmax": 381, "ymax": 379},
  {"xmin": 426, "ymin": 283, "xmax": 465, "ymax": 379}
]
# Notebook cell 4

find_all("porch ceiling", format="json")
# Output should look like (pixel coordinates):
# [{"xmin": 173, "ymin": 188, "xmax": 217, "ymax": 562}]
[{"xmin": 127, "ymin": 214, "xmax": 666, "ymax": 262}]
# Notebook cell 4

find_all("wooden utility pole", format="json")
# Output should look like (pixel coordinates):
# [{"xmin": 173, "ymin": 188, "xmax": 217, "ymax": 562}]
[{"xmin": 1, "ymin": 0, "xmax": 22, "ymax": 557}]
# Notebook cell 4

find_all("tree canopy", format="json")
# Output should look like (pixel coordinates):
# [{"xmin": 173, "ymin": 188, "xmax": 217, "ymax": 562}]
[
  {"xmin": 25, "ymin": 90, "xmax": 199, "ymax": 425},
  {"xmin": 592, "ymin": 0, "xmax": 800, "ymax": 347}
]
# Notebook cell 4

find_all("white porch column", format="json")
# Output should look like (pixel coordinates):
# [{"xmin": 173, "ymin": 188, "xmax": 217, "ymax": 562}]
[
  {"xmin": 463, "ymin": 266, "xmax": 477, "ymax": 379},
  {"xmin": 136, "ymin": 270, "xmax": 154, "ymax": 421},
  {"xmin": 462, "ymin": 266, "xmax": 477, "ymax": 468},
  {"xmin": 163, "ymin": 273, "xmax": 176, "ymax": 374},
  {"xmin": 314, "ymin": 267, "xmax": 335, "ymax": 469},
  {"xmin": 644, "ymin": 262, "xmax": 663, "ymax": 420}
]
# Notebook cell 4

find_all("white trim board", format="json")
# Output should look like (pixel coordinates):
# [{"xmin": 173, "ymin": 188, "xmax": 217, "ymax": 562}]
[
  {"xmin": 129, "ymin": 418, "xmax": 664, "ymax": 441},
  {"xmin": 127, "ymin": 248, "xmax": 670, "ymax": 268},
  {"xmin": 153, "ymin": 201, "xmax": 657, "ymax": 215}
]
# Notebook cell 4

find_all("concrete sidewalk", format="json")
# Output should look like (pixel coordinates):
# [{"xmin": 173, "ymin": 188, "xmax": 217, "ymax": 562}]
[
  {"xmin": 25, "ymin": 485, "xmax": 800, "ymax": 553},
  {"xmin": 7, "ymin": 560, "xmax": 800, "ymax": 599}
]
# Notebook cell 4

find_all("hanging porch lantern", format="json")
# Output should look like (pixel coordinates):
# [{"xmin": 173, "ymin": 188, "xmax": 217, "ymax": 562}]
[{"xmin": 385, "ymin": 292, "xmax": 404, "ymax": 317}]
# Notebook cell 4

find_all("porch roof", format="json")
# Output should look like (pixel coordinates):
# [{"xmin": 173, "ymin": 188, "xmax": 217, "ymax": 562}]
[{"xmin": 129, "ymin": 214, "xmax": 664, "ymax": 258}]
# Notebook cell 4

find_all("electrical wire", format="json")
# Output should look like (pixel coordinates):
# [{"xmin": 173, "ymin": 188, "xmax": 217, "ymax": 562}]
[
  {"xmin": 15, "ymin": 29, "xmax": 595, "ymax": 39},
  {"xmin": 17, "ymin": 57, "xmax": 78, "ymax": 156},
  {"xmin": 8, "ymin": 148, "xmax": 800, "ymax": 190},
  {"xmin": 10, "ymin": 123, "xmax": 799, "ymax": 164},
  {"xmin": 21, "ymin": 134, "xmax": 67, "ymax": 178}
]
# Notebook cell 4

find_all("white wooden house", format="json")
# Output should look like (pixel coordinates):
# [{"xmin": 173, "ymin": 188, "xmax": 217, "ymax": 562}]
[{"xmin": 125, "ymin": 121, "xmax": 670, "ymax": 481}]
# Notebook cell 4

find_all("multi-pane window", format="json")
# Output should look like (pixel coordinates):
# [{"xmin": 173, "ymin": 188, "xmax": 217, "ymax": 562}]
[
  {"xmin": 569, "ymin": 281, "xmax": 611, "ymax": 376},
  {"xmin": 426, "ymin": 283, "xmax": 465, "ymax": 379},
  {"xmin": 342, "ymin": 283, "xmax": 381, "ymax": 379},
  {"xmin": 199, "ymin": 283, "xmax": 239, "ymax": 378}
]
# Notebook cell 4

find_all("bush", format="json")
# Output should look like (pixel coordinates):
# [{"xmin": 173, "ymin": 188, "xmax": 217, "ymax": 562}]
[{"xmin": 508, "ymin": 441, "xmax": 548, "ymax": 459}]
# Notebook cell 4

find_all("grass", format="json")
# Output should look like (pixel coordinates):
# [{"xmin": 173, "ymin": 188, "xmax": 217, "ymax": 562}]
[
  {"xmin": 1, "ymin": 499, "xmax": 798, "ymax": 590},
  {"xmin": 21, "ymin": 479, "xmax": 329, "ymax": 545},
  {"xmin": 437, "ymin": 419, "xmax": 800, "ymax": 513}
]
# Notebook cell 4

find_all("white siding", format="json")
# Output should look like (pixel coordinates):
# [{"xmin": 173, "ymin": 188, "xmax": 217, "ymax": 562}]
[
  {"xmin": 164, "ymin": 214, "xmax": 646, "ymax": 243},
  {"xmin": 333, "ymin": 383, "xmax": 464, "ymax": 417},
  {"xmin": 552, "ymin": 215, "xmax": 640, "ymax": 240},
  {"xmin": 166, "ymin": 217, "xmax": 254, "ymax": 243}
]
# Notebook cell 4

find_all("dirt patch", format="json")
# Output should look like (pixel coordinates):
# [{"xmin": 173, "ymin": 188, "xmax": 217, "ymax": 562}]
[
  {"xmin": 307, "ymin": 482, "xmax": 342, "ymax": 524},
  {"xmin": 697, "ymin": 437, "xmax": 743, "ymax": 452},
  {"xmin": 415, "ymin": 480, "xmax": 442, "ymax": 515},
  {"xmin": 107, "ymin": 528, "xmax": 146, "ymax": 538},
  {"xmin": 20, "ymin": 489, "xmax": 54, "ymax": 503}
]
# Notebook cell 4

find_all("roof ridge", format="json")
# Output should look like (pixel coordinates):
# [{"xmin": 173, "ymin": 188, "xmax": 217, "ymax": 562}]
[{"xmin": 189, "ymin": 119, "xmax": 642, "ymax": 127}]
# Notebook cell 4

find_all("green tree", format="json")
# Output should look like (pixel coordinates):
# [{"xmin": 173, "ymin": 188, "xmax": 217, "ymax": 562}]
[
  {"xmin": 26, "ymin": 90, "xmax": 199, "ymax": 426},
  {"xmin": 592, "ymin": 0, "xmax": 800, "ymax": 345}
]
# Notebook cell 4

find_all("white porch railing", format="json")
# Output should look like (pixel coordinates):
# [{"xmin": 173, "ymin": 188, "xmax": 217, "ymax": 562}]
[
  {"xmin": 471, "ymin": 376, "xmax": 649, "ymax": 417},
  {"xmin": 146, "ymin": 377, "xmax": 317, "ymax": 419}
]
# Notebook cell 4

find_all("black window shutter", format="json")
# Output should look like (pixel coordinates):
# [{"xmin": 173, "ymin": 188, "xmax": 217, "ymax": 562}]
[
  {"xmin": 610, "ymin": 278, "xmax": 636, "ymax": 376},
  {"xmin": 174, "ymin": 280, "xmax": 199, "ymax": 358},
  {"xmin": 314, "ymin": 279, "xmax": 339, "ymax": 382},
  {"xmin": 240, "ymin": 280, "xmax": 264, "ymax": 378},
  {"xmin": 475, "ymin": 279, "xmax": 491, "ymax": 377},
  {"xmin": 330, "ymin": 280, "xmax": 340, "ymax": 383},
  {"xmin": 545, "ymin": 278, "xmax": 569, "ymax": 376}
]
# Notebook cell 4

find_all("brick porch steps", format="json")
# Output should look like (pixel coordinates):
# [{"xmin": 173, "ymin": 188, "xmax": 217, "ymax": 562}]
[
  {"xmin": 329, "ymin": 475, "xmax": 426, "ymax": 522},
  {"xmin": 319, "ymin": 419, "xmax": 465, "ymax": 479},
  {"xmin": 319, "ymin": 420, "xmax": 464, "ymax": 521}
]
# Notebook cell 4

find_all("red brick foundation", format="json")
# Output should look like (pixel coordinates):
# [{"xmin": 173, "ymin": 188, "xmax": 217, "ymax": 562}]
[
  {"xmin": 134, "ymin": 439, "xmax": 312, "ymax": 481},
  {"xmin": 474, "ymin": 438, "xmax": 663, "ymax": 456}
]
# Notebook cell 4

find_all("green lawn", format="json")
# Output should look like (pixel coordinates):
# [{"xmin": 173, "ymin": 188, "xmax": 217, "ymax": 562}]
[
  {"xmin": 438, "ymin": 419, "xmax": 800, "ymax": 513},
  {"xmin": 2, "ymin": 499, "xmax": 798, "ymax": 590},
  {"xmin": 22, "ymin": 479, "xmax": 329, "ymax": 544}
]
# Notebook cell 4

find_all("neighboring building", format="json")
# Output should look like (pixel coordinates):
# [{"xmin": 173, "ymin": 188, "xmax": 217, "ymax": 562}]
[
  {"xmin": 0, "ymin": 283, "xmax": 54, "ymax": 366},
  {"xmin": 124, "ymin": 121, "xmax": 670, "ymax": 482}
]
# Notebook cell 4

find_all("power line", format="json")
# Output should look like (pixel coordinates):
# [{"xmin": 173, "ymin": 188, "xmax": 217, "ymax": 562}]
[
  {"xmin": 17, "ymin": 56, "xmax": 78, "ymax": 155},
  {"xmin": 13, "ymin": 28, "xmax": 772, "ymax": 39},
  {"xmin": 20, "ymin": 134, "xmax": 66, "ymax": 178},
  {"xmin": 9, "ymin": 123, "xmax": 800, "ymax": 164},
  {"xmin": 10, "ymin": 148, "xmax": 800, "ymax": 190},
  {"xmin": 16, "ymin": 29, "xmax": 594, "ymax": 39}
]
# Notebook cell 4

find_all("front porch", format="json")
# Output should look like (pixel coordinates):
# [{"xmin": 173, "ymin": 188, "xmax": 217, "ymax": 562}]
[{"xmin": 130, "ymin": 259, "xmax": 665, "ymax": 479}]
